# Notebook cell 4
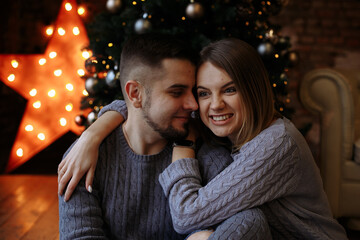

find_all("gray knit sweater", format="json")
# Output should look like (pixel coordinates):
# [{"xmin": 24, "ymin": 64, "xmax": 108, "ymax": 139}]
[
  {"xmin": 159, "ymin": 118, "xmax": 348, "ymax": 239},
  {"xmin": 58, "ymin": 125, "xmax": 236, "ymax": 239}
]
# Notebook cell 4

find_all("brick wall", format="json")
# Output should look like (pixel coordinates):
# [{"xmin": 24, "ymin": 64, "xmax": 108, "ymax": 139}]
[{"xmin": 271, "ymin": 0, "xmax": 360, "ymax": 162}]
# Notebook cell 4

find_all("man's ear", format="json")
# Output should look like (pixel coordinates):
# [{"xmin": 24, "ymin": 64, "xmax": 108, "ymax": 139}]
[{"xmin": 125, "ymin": 80, "xmax": 143, "ymax": 108}]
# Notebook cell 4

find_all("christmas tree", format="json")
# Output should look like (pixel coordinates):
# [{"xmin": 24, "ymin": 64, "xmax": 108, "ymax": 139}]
[{"xmin": 76, "ymin": 0, "xmax": 297, "ymax": 127}]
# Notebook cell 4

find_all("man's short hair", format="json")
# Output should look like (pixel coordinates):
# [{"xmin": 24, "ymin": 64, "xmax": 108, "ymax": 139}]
[{"xmin": 119, "ymin": 33, "xmax": 197, "ymax": 92}]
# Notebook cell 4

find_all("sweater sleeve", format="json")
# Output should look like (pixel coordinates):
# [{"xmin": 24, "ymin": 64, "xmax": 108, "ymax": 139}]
[
  {"xmin": 58, "ymin": 145, "xmax": 108, "ymax": 239},
  {"xmin": 159, "ymin": 124, "xmax": 300, "ymax": 234},
  {"xmin": 98, "ymin": 100, "xmax": 128, "ymax": 119}
]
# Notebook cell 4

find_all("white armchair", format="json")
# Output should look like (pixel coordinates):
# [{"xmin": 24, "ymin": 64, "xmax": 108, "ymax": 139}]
[{"xmin": 299, "ymin": 68, "xmax": 360, "ymax": 229}]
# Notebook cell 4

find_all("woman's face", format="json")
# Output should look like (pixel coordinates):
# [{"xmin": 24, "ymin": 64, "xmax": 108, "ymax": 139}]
[{"xmin": 196, "ymin": 62, "xmax": 243, "ymax": 142}]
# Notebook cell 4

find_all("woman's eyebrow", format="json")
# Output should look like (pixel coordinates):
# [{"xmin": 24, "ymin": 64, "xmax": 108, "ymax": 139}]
[{"xmin": 197, "ymin": 81, "xmax": 234, "ymax": 90}]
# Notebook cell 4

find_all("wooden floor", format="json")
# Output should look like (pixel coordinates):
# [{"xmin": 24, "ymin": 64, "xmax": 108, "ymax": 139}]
[{"xmin": 0, "ymin": 175, "xmax": 59, "ymax": 240}]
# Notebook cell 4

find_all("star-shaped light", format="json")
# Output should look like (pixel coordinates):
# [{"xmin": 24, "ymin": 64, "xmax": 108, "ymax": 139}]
[{"xmin": 0, "ymin": 0, "xmax": 91, "ymax": 172}]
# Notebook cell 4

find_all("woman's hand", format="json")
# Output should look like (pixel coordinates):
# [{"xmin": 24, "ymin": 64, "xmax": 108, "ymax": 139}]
[
  {"xmin": 187, "ymin": 230, "xmax": 214, "ymax": 240},
  {"xmin": 58, "ymin": 131, "xmax": 99, "ymax": 202}
]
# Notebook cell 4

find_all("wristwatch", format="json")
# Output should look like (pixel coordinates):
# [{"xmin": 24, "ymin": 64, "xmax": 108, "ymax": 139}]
[{"xmin": 172, "ymin": 140, "xmax": 196, "ymax": 150}]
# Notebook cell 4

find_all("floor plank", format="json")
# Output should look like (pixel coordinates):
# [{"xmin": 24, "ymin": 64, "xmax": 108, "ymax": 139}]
[{"xmin": 0, "ymin": 175, "xmax": 59, "ymax": 240}]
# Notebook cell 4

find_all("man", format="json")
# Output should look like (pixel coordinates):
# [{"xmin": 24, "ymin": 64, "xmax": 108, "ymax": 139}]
[{"xmin": 58, "ymin": 33, "xmax": 269, "ymax": 239}]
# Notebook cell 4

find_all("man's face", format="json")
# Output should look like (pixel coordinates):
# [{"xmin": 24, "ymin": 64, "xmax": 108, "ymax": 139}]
[{"xmin": 142, "ymin": 59, "xmax": 198, "ymax": 140}]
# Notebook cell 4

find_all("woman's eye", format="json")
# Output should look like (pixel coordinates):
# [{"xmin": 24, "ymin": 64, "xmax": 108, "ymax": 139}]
[
  {"xmin": 197, "ymin": 91, "xmax": 209, "ymax": 97},
  {"xmin": 225, "ymin": 87, "xmax": 236, "ymax": 93}
]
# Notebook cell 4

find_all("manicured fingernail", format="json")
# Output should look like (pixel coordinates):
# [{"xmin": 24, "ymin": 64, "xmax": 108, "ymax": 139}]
[{"xmin": 87, "ymin": 185, "xmax": 92, "ymax": 193}]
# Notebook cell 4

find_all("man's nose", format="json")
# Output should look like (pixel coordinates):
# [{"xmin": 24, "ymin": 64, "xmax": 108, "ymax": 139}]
[{"xmin": 184, "ymin": 93, "xmax": 198, "ymax": 111}]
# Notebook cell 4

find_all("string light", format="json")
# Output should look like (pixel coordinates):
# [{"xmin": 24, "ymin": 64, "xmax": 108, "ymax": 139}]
[
  {"xmin": 11, "ymin": 60, "xmax": 19, "ymax": 68},
  {"xmin": 83, "ymin": 89, "xmax": 89, "ymax": 96},
  {"xmin": 77, "ymin": 69, "xmax": 85, "ymax": 76},
  {"xmin": 82, "ymin": 50, "xmax": 91, "ymax": 59},
  {"xmin": 77, "ymin": 7, "xmax": 85, "ymax": 15},
  {"xmin": 58, "ymin": 27, "xmax": 66, "ymax": 36},
  {"xmin": 73, "ymin": 27, "xmax": 80, "ymax": 35},
  {"xmin": 37, "ymin": 133, "xmax": 46, "ymax": 141},
  {"xmin": 49, "ymin": 51, "xmax": 57, "ymax": 59},
  {"xmin": 29, "ymin": 89, "xmax": 37, "ymax": 97},
  {"xmin": 25, "ymin": 125, "xmax": 34, "ymax": 131},
  {"xmin": 65, "ymin": 103, "xmax": 73, "ymax": 112},
  {"xmin": 48, "ymin": 89, "xmax": 56, "ymax": 97},
  {"xmin": 108, "ymin": 43, "xmax": 114, "ymax": 47},
  {"xmin": 59, "ymin": 118, "xmax": 67, "ymax": 126},
  {"xmin": 54, "ymin": 69, "xmax": 62, "ymax": 77},
  {"xmin": 16, "ymin": 148, "xmax": 23, "ymax": 157},
  {"xmin": 66, "ymin": 83, "xmax": 74, "ymax": 91},
  {"xmin": 33, "ymin": 101, "xmax": 41, "ymax": 109},
  {"xmin": 39, "ymin": 58, "xmax": 46, "ymax": 65},
  {"xmin": 65, "ymin": 3, "xmax": 72, "ymax": 11},
  {"xmin": 46, "ymin": 27, "xmax": 54, "ymax": 36},
  {"xmin": 7, "ymin": 74, "xmax": 15, "ymax": 82}
]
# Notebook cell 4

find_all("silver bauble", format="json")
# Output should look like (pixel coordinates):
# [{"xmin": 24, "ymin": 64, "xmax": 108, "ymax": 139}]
[
  {"xmin": 186, "ymin": 2, "xmax": 204, "ymax": 19},
  {"xmin": 87, "ymin": 111, "xmax": 97, "ymax": 125},
  {"xmin": 85, "ymin": 77, "xmax": 99, "ymax": 95},
  {"xmin": 106, "ymin": 0, "xmax": 122, "ymax": 13},
  {"xmin": 134, "ymin": 18, "xmax": 152, "ymax": 34}
]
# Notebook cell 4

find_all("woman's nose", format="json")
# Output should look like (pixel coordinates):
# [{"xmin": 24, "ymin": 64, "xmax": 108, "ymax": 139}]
[{"xmin": 210, "ymin": 95, "xmax": 225, "ymax": 110}]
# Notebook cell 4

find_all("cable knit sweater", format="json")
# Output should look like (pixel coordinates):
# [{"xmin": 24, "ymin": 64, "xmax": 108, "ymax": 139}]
[
  {"xmin": 158, "ymin": 118, "xmax": 348, "ymax": 239},
  {"xmin": 59, "ymin": 100, "xmax": 271, "ymax": 239},
  {"xmin": 58, "ymin": 125, "xmax": 235, "ymax": 239}
]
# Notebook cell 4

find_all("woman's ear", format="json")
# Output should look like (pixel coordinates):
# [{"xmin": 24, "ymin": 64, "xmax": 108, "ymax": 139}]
[{"xmin": 125, "ymin": 80, "xmax": 143, "ymax": 108}]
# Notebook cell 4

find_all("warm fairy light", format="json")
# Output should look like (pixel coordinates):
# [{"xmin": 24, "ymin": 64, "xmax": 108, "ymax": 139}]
[
  {"xmin": 132, "ymin": 1, "xmax": 137, "ymax": 5},
  {"xmin": 65, "ymin": 103, "xmax": 73, "ymax": 112},
  {"xmin": 11, "ymin": 60, "xmax": 19, "ymax": 68},
  {"xmin": 279, "ymin": 107, "xmax": 284, "ymax": 112},
  {"xmin": 182, "ymin": 16, "xmax": 186, "ymax": 20},
  {"xmin": 83, "ymin": 89, "xmax": 89, "ymax": 96},
  {"xmin": 273, "ymin": 83, "xmax": 277, "ymax": 87},
  {"xmin": 77, "ymin": 69, "xmax": 85, "ymax": 76},
  {"xmin": 46, "ymin": 27, "xmax": 54, "ymax": 36},
  {"xmin": 39, "ymin": 58, "xmax": 46, "ymax": 65},
  {"xmin": 49, "ymin": 51, "xmax": 57, "ymax": 59},
  {"xmin": 82, "ymin": 50, "xmax": 91, "ymax": 59},
  {"xmin": 16, "ymin": 148, "xmax": 23, "ymax": 157},
  {"xmin": 108, "ymin": 42, "xmax": 113, "ymax": 47},
  {"xmin": 7, "ymin": 74, "xmax": 15, "ymax": 82},
  {"xmin": 108, "ymin": 56, "xmax": 113, "ymax": 59},
  {"xmin": 37, "ymin": 133, "xmax": 45, "ymax": 141},
  {"xmin": 284, "ymin": 81, "xmax": 288, "ymax": 85},
  {"xmin": 258, "ymin": 11, "xmax": 262, "ymax": 15},
  {"xmin": 29, "ymin": 88, "xmax": 37, "ymax": 97},
  {"xmin": 59, "ymin": 118, "xmax": 67, "ymax": 126},
  {"xmin": 66, "ymin": 83, "xmax": 74, "ymax": 91},
  {"xmin": 33, "ymin": 101, "xmax": 41, "ymax": 109},
  {"xmin": 73, "ymin": 27, "xmax": 80, "ymax": 35},
  {"xmin": 65, "ymin": 3, "xmax": 72, "ymax": 11},
  {"xmin": 54, "ymin": 69, "xmax": 62, "ymax": 76},
  {"xmin": 25, "ymin": 125, "xmax": 34, "ymax": 131},
  {"xmin": 58, "ymin": 27, "xmax": 66, "ymax": 36},
  {"xmin": 77, "ymin": 7, "xmax": 85, "ymax": 15},
  {"xmin": 48, "ymin": 89, "xmax": 56, "ymax": 97},
  {"xmin": 275, "ymin": 54, "xmax": 279, "ymax": 58}
]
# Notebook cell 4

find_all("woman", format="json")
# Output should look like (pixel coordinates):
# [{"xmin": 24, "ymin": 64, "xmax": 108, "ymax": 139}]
[{"xmin": 58, "ymin": 38, "xmax": 347, "ymax": 239}]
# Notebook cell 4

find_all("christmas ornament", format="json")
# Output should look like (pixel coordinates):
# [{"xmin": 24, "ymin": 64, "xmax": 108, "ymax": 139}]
[
  {"xmin": 75, "ymin": 114, "xmax": 87, "ymax": 126},
  {"xmin": 0, "ymin": 0, "xmax": 91, "ymax": 172},
  {"xmin": 288, "ymin": 51, "xmax": 299, "ymax": 66},
  {"xmin": 106, "ymin": 0, "xmax": 122, "ymax": 13},
  {"xmin": 105, "ymin": 69, "xmax": 119, "ymax": 88},
  {"xmin": 186, "ymin": 2, "xmax": 204, "ymax": 19},
  {"xmin": 85, "ymin": 77, "xmax": 99, "ymax": 95},
  {"xmin": 87, "ymin": 111, "xmax": 97, "ymax": 125},
  {"xmin": 257, "ymin": 42, "xmax": 274, "ymax": 57},
  {"xmin": 85, "ymin": 56, "xmax": 104, "ymax": 74},
  {"xmin": 134, "ymin": 14, "xmax": 152, "ymax": 34}
]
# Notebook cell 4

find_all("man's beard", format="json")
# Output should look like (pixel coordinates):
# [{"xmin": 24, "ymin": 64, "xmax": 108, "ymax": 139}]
[{"xmin": 142, "ymin": 97, "xmax": 188, "ymax": 141}]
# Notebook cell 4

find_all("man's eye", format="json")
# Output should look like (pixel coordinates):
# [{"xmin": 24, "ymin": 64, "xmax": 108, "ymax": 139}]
[
  {"xmin": 197, "ymin": 91, "xmax": 209, "ymax": 97},
  {"xmin": 171, "ymin": 91, "xmax": 183, "ymax": 97},
  {"xmin": 224, "ymin": 87, "xmax": 236, "ymax": 93}
]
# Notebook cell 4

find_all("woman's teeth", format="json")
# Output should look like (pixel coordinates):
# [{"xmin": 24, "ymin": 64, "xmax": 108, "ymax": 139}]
[{"xmin": 212, "ymin": 114, "xmax": 232, "ymax": 121}]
